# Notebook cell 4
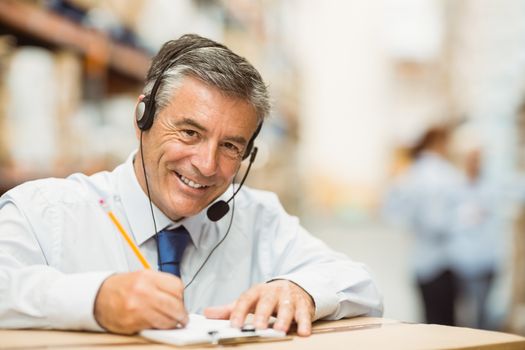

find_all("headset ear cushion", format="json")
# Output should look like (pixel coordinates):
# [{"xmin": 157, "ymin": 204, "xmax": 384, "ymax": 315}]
[
  {"xmin": 136, "ymin": 101, "xmax": 146, "ymax": 125},
  {"xmin": 136, "ymin": 96, "xmax": 155, "ymax": 131}
]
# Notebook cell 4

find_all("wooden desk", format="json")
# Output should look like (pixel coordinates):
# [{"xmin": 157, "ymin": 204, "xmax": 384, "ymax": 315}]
[{"xmin": 2, "ymin": 317, "xmax": 524, "ymax": 350}]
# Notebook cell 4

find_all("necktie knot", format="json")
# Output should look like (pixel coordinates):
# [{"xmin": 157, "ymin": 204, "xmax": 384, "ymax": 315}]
[{"xmin": 157, "ymin": 226, "xmax": 190, "ymax": 277}]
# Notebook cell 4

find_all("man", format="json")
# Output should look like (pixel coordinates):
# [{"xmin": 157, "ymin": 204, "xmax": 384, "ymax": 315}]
[{"xmin": 0, "ymin": 34, "xmax": 382, "ymax": 336}]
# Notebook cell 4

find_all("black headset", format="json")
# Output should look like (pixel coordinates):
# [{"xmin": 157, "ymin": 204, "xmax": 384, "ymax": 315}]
[{"xmin": 135, "ymin": 41, "xmax": 262, "ymax": 160}]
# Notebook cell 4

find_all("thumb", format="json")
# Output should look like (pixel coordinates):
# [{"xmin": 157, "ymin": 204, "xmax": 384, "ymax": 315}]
[{"xmin": 203, "ymin": 302, "xmax": 235, "ymax": 319}]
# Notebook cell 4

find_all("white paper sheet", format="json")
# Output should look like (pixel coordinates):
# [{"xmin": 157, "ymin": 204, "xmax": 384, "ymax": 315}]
[{"xmin": 140, "ymin": 314, "xmax": 287, "ymax": 346}]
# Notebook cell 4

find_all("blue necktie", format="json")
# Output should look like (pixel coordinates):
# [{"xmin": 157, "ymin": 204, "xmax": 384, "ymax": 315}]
[{"xmin": 156, "ymin": 226, "xmax": 190, "ymax": 277}]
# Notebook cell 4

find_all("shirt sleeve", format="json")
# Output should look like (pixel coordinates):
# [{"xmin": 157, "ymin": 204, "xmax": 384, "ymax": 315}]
[
  {"xmin": 261, "ymin": 198, "xmax": 383, "ymax": 321},
  {"xmin": 0, "ymin": 199, "xmax": 113, "ymax": 331}
]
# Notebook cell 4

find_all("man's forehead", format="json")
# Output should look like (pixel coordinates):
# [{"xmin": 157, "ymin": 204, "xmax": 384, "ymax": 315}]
[{"xmin": 166, "ymin": 79, "xmax": 256, "ymax": 119}]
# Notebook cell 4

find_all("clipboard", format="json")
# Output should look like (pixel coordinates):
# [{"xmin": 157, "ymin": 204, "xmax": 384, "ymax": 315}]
[{"xmin": 140, "ymin": 314, "xmax": 291, "ymax": 347}]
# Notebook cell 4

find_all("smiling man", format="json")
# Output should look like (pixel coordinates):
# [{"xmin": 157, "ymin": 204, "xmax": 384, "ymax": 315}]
[
  {"xmin": 0, "ymin": 34, "xmax": 382, "ymax": 336},
  {"xmin": 134, "ymin": 76, "xmax": 258, "ymax": 220}
]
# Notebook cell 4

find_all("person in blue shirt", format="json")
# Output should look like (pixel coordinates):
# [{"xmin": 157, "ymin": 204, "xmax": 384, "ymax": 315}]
[
  {"xmin": 450, "ymin": 144, "xmax": 502, "ymax": 329},
  {"xmin": 384, "ymin": 126, "xmax": 464, "ymax": 325}
]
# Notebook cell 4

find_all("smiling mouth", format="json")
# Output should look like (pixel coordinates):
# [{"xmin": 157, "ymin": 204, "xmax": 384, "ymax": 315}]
[{"xmin": 175, "ymin": 172, "xmax": 209, "ymax": 189}]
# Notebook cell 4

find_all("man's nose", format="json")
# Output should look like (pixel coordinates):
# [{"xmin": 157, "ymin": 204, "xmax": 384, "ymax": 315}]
[{"xmin": 193, "ymin": 143, "xmax": 219, "ymax": 177}]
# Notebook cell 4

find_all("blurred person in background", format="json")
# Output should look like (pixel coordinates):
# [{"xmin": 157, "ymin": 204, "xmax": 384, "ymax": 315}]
[
  {"xmin": 449, "ymin": 136, "xmax": 502, "ymax": 330},
  {"xmin": 384, "ymin": 125, "xmax": 464, "ymax": 326},
  {"xmin": 0, "ymin": 34, "xmax": 382, "ymax": 335}
]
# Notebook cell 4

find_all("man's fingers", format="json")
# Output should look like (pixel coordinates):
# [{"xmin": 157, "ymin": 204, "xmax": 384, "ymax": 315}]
[
  {"xmin": 221, "ymin": 280, "xmax": 315, "ymax": 336},
  {"xmin": 253, "ymin": 293, "xmax": 278, "ymax": 329},
  {"xmin": 294, "ymin": 301, "xmax": 313, "ymax": 336},
  {"xmin": 204, "ymin": 303, "xmax": 234, "ymax": 319},
  {"xmin": 229, "ymin": 288, "xmax": 259, "ymax": 328},
  {"xmin": 273, "ymin": 299, "xmax": 295, "ymax": 332},
  {"xmin": 144, "ymin": 309, "xmax": 181, "ymax": 330},
  {"xmin": 151, "ymin": 289, "xmax": 188, "ymax": 326},
  {"xmin": 93, "ymin": 271, "xmax": 190, "ymax": 334},
  {"xmin": 153, "ymin": 272, "xmax": 185, "ymax": 299}
]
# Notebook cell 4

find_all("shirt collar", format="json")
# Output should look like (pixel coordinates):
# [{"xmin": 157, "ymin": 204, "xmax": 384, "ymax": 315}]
[
  {"xmin": 117, "ymin": 151, "xmax": 173, "ymax": 245},
  {"xmin": 116, "ymin": 151, "xmax": 233, "ymax": 247}
]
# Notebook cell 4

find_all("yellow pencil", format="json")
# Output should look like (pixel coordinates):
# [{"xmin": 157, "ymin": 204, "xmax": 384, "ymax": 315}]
[{"xmin": 99, "ymin": 199, "xmax": 151, "ymax": 269}]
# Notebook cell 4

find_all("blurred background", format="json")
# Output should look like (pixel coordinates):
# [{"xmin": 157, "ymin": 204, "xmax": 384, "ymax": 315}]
[{"xmin": 1, "ymin": 0, "xmax": 525, "ymax": 333}]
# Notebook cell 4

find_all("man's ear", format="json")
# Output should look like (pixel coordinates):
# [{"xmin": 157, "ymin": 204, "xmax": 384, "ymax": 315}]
[{"xmin": 134, "ymin": 94, "xmax": 146, "ymax": 140}]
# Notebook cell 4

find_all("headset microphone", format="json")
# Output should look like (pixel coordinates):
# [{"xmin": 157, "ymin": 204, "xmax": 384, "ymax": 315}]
[{"xmin": 207, "ymin": 147, "xmax": 258, "ymax": 222}]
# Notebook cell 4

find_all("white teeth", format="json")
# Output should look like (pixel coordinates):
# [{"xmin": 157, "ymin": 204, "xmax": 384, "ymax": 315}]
[{"xmin": 179, "ymin": 175, "xmax": 206, "ymax": 189}]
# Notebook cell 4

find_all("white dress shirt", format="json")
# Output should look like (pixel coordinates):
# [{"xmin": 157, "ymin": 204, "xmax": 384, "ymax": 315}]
[{"xmin": 0, "ymin": 152, "xmax": 383, "ymax": 331}]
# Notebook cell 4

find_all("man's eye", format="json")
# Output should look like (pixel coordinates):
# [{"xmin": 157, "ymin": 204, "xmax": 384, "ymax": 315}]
[
  {"xmin": 182, "ymin": 130, "xmax": 198, "ymax": 137},
  {"xmin": 179, "ymin": 129, "xmax": 201, "ymax": 143},
  {"xmin": 224, "ymin": 142, "xmax": 240, "ymax": 152},
  {"xmin": 222, "ymin": 142, "xmax": 242, "ymax": 158}
]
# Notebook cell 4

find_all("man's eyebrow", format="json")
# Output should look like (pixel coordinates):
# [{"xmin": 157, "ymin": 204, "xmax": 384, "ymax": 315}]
[
  {"xmin": 175, "ymin": 118, "xmax": 207, "ymax": 131},
  {"xmin": 225, "ymin": 135, "xmax": 248, "ymax": 145},
  {"xmin": 175, "ymin": 117, "xmax": 248, "ymax": 145}
]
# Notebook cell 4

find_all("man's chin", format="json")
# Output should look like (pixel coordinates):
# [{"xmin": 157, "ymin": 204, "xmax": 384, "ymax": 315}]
[
  {"xmin": 168, "ymin": 203, "xmax": 209, "ymax": 221},
  {"xmin": 166, "ymin": 191, "xmax": 227, "ymax": 219}
]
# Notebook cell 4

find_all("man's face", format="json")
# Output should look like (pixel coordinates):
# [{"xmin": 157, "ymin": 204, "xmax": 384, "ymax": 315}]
[{"xmin": 135, "ymin": 76, "xmax": 259, "ymax": 220}]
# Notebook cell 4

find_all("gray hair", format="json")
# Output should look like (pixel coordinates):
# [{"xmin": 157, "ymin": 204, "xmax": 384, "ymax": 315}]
[{"xmin": 143, "ymin": 34, "xmax": 270, "ymax": 124}]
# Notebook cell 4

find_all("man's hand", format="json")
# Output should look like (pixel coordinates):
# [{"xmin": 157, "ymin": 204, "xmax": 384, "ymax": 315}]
[
  {"xmin": 203, "ymin": 280, "xmax": 315, "ymax": 336},
  {"xmin": 94, "ymin": 270, "xmax": 188, "ymax": 334}
]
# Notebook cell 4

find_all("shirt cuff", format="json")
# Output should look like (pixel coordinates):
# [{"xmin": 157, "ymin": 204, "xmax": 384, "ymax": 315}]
[
  {"xmin": 43, "ymin": 271, "xmax": 115, "ymax": 331},
  {"xmin": 268, "ymin": 273, "xmax": 339, "ymax": 321}
]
